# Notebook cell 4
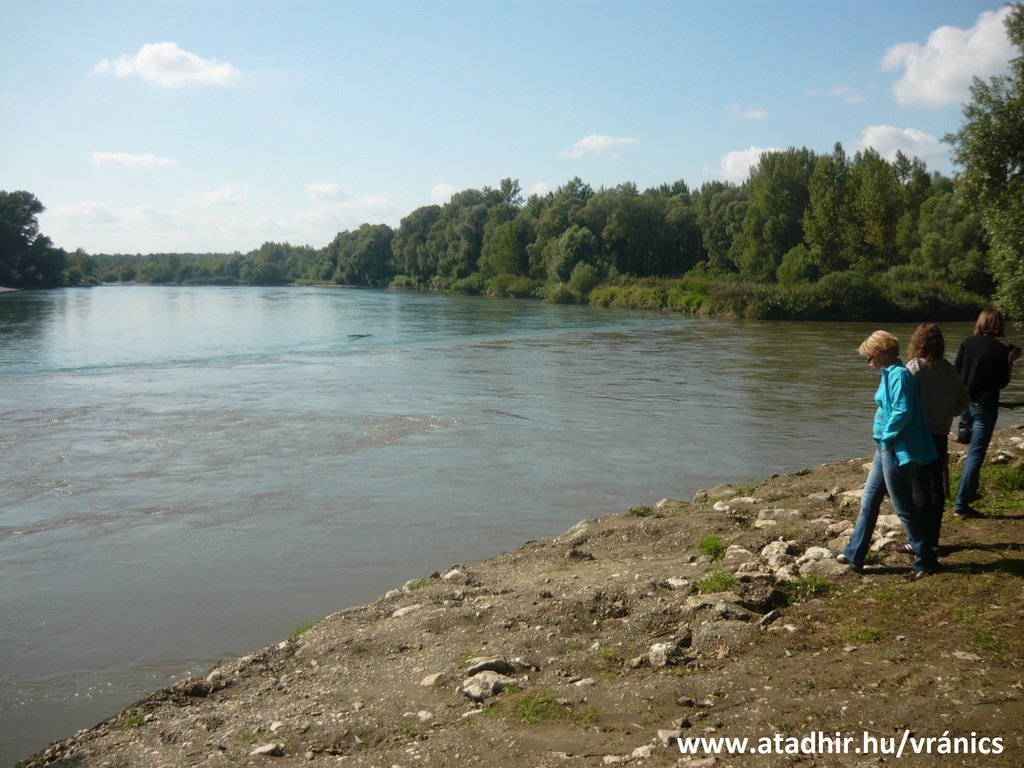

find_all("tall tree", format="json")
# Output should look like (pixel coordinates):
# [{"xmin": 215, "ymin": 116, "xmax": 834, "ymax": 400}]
[
  {"xmin": 945, "ymin": 3, "xmax": 1024, "ymax": 317},
  {"xmin": 392, "ymin": 205, "xmax": 442, "ymax": 280},
  {"xmin": 846, "ymin": 148, "xmax": 906, "ymax": 272},
  {"xmin": 0, "ymin": 190, "xmax": 67, "ymax": 288},
  {"xmin": 692, "ymin": 181, "xmax": 745, "ymax": 274},
  {"xmin": 804, "ymin": 143, "xmax": 853, "ymax": 272},
  {"xmin": 736, "ymin": 148, "xmax": 815, "ymax": 281}
]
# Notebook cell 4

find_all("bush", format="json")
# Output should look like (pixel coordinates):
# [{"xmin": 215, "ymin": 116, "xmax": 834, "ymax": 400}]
[
  {"xmin": 568, "ymin": 262, "xmax": 601, "ymax": 300},
  {"xmin": 541, "ymin": 283, "xmax": 577, "ymax": 304},
  {"xmin": 451, "ymin": 274, "xmax": 485, "ymax": 295}
]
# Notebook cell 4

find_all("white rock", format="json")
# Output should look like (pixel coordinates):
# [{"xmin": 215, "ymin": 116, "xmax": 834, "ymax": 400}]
[
  {"xmin": 441, "ymin": 568, "xmax": 468, "ymax": 584},
  {"xmin": 461, "ymin": 671, "xmax": 514, "ymax": 702},
  {"xmin": 391, "ymin": 604, "xmax": 424, "ymax": 618},
  {"xmin": 250, "ymin": 742, "xmax": 285, "ymax": 757}
]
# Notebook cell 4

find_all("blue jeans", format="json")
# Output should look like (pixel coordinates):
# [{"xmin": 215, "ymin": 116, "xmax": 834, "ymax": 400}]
[
  {"xmin": 844, "ymin": 443, "xmax": 939, "ymax": 573},
  {"xmin": 955, "ymin": 404, "xmax": 997, "ymax": 511}
]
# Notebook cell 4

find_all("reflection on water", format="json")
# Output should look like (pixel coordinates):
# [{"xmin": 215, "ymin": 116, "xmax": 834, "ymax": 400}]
[{"xmin": 1, "ymin": 286, "xmax": 1021, "ymax": 764}]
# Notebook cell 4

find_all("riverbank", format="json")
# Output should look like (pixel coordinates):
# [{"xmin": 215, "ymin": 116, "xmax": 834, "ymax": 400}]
[{"xmin": 18, "ymin": 428, "xmax": 1024, "ymax": 768}]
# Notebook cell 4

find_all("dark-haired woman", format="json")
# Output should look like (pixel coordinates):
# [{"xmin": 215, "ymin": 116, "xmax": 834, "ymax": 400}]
[
  {"xmin": 904, "ymin": 323, "xmax": 969, "ymax": 549},
  {"xmin": 953, "ymin": 309, "xmax": 1021, "ymax": 516}
]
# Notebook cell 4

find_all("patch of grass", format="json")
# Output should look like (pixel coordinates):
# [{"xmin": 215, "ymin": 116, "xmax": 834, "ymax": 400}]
[
  {"xmin": 628, "ymin": 505, "xmax": 653, "ymax": 517},
  {"xmin": 515, "ymin": 692, "xmax": 570, "ymax": 725},
  {"xmin": 973, "ymin": 629, "xmax": 1000, "ymax": 652},
  {"xmin": 113, "ymin": 708, "xmax": 144, "ymax": 729},
  {"xmin": 733, "ymin": 481, "xmax": 760, "ymax": 495},
  {"xmin": 696, "ymin": 570, "xmax": 737, "ymax": 593},
  {"xmin": 698, "ymin": 535, "xmax": 725, "ymax": 560},
  {"xmin": 782, "ymin": 574, "xmax": 830, "ymax": 604},
  {"xmin": 983, "ymin": 463, "xmax": 1024, "ymax": 491},
  {"xmin": 289, "ymin": 620, "xmax": 316, "ymax": 638},
  {"xmin": 847, "ymin": 627, "xmax": 885, "ymax": 644},
  {"xmin": 406, "ymin": 578, "xmax": 433, "ymax": 591}
]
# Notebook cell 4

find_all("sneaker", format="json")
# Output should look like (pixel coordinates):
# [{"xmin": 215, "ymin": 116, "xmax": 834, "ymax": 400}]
[
  {"xmin": 910, "ymin": 568, "xmax": 940, "ymax": 580},
  {"xmin": 954, "ymin": 506, "xmax": 981, "ymax": 518},
  {"xmin": 893, "ymin": 542, "xmax": 915, "ymax": 554},
  {"xmin": 835, "ymin": 553, "xmax": 863, "ymax": 573}
]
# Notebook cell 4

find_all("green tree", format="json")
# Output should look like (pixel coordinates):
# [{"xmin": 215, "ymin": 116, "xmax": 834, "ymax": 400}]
[
  {"xmin": 914, "ymin": 189, "xmax": 991, "ymax": 295},
  {"xmin": 846, "ymin": 148, "xmax": 906, "ymax": 273},
  {"xmin": 692, "ymin": 181, "xmax": 745, "ymax": 274},
  {"xmin": 945, "ymin": 2, "xmax": 1024, "ymax": 316},
  {"xmin": 392, "ymin": 205, "xmax": 442, "ymax": 280},
  {"xmin": 735, "ymin": 148, "xmax": 814, "ymax": 281},
  {"xmin": 0, "ymin": 190, "xmax": 67, "ymax": 288},
  {"xmin": 527, "ymin": 178, "xmax": 593, "ymax": 278},
  {"xmin": 804, "ymin": 143, "xmax": 853, "ymax": 272},
  {"xmin": 544, "ymin": 224, "xmax": 600, "ymax": 282},
  {"xmin": 330, "ymin": 224, "xmax": 395, "ymax": 285}
]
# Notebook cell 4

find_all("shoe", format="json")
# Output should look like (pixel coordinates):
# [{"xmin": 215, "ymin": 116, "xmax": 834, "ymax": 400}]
[
  {"xmin": 954, "ymin": 506, "xmax": 981, "ymax": 517},
  {"xmin": 836, "ymin": 553, "xmax": 863, "ymax": 573},
  {"xmin": 910, "ymin": 568, "xmax": 940, "ymax": 580},
  {"xmin": 893, "ymin": 542, "xmax": 915, "ymax": 554}
]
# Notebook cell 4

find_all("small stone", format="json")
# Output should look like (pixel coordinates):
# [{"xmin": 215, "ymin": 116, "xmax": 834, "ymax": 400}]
[
  {"xmin": 391, "ymin": 604, "xmax": 423, "ymax": 618},
  {"xmin": 250, "ymin": 742, "xmax": 285, "ymax": 757}
]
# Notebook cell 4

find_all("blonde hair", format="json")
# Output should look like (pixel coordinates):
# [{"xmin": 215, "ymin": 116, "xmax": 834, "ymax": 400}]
[{"xmin": 859, "ymin": 330, "xmax": 899, "ymax": 359}]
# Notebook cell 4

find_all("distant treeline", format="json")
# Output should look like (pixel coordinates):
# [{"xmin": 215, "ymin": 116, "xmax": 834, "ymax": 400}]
[{"xmin": 72, "ymin": 144, "xmax": 986, "ymax": 319}]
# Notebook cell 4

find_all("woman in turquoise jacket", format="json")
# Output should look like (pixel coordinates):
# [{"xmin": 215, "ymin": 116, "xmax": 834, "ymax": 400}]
[{"xmin": 838, "ymin": 331, "xmax": 940, "ymax": 577}]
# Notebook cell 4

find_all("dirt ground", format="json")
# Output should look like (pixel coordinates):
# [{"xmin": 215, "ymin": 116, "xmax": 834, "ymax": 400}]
[{"xmin": 17, "ymin": 427, "xmax": 1024, "ymax": 768}]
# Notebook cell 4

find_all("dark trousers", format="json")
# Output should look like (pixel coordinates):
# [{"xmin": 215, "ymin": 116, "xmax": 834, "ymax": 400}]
[{"xmin": 912, "ymin": 433, "xmax": 948, "ymax": 547}]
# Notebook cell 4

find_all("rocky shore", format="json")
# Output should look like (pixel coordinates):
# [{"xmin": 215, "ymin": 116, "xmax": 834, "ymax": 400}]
[{"xmin": 18, "ymin": 428, "xmax": 1024, "ymax": 768}]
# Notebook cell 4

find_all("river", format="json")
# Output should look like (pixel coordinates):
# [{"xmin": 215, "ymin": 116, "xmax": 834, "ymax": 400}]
[{"xmin": 1, "ymin": 286, "xmax": 1020, "ymax": 764}]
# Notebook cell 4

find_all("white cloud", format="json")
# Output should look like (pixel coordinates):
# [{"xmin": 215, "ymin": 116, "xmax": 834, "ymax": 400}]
[
  {"xmin": 728, "ymin": 103, "xmax": 769, "ymax": 120},
  {"xmin": 528, "ymin": 182, "xmax": 549, "ymax": 197},
  {"xmin": 307, "ymin": 183, "xmax": 350, "ymax": 202},
  {"xmin": 93, "ymin": 42, "xmax": 240, "ymax": 88},
  {"xmin": 430, "ymin": 183, "xmax": 459, "ymax": 202},
  {"xmin": 850, "ymin": 125, "xmax": 950, "ymax": 169},
  {"xmin": 713, "ymin": 146, "xmax": 779, "ymax": 183},
  {"xmin": 274, "ymin": 193, "xmax": 402, "ymax": 242},
  {"xmin": 198, "ymin": 186, "xmax": 250, "ymax": 206},
  {"xmin": 45, "ymin": 201, "xmax": 119, "ymax": 226},
  {"xmin": 558, "ymin": 134, "xmax": 640, "ymax": 159},
  {"xmin": 92, "ymin": 151, "xmax": 176, "ymax": 169},
  {"xmin": 41, "ymin": 187, "xmax": 402, "ymax": 254},
  {"xmin": 828, "ymin": 85, "xmax": 869, "ymax": 105},
  {"xmin": 882, "ymin": 7, "xmax": 1013, "ymax": 108}
]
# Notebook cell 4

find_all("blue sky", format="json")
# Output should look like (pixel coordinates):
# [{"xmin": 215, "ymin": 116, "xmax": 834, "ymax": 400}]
[{"xmin": 1, "ymin": 0, "xmax": 1016, "ymax": 255}]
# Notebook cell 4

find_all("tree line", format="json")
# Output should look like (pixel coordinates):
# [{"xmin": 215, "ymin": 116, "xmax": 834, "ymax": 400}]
[{"xmin": 3, "ymin": 5, "xmax": 1021, "ymax": 319}]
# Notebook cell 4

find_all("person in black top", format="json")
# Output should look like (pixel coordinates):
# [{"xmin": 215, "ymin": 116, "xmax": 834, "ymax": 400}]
[{"xmin": 953, "ymin": 308, "xmax": 1022, "ymax": 515}]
